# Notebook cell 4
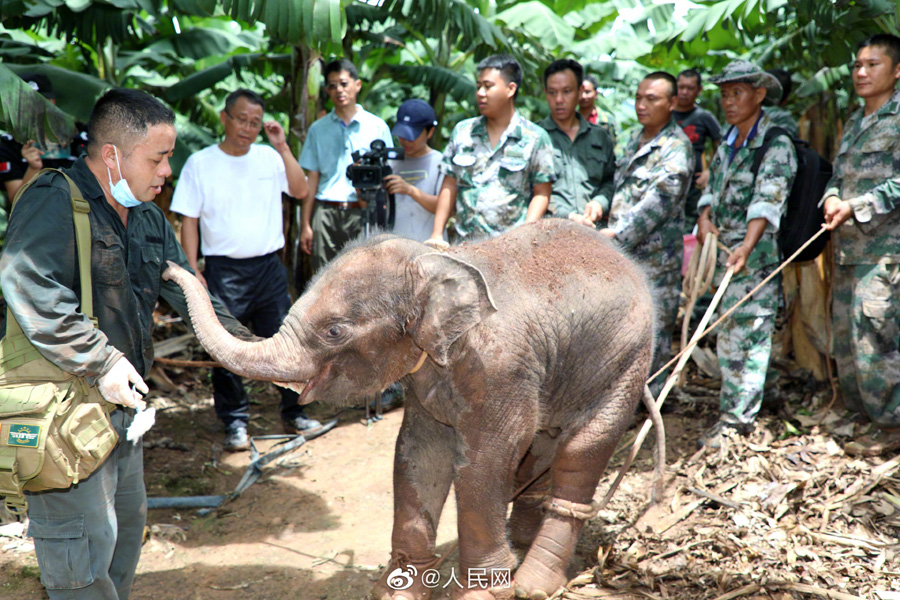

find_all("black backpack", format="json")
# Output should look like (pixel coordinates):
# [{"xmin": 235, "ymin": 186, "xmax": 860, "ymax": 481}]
[{"xmin": 750, "ymin": 126, "xmax": 832, "ymax": 263}]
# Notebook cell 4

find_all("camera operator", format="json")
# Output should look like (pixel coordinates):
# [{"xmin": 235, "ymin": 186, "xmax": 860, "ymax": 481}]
[
  {"xmin": 299, "ymin": 59, "xmax": 391, "ymax": 274},
  {"xmin": 384, "ymin": 99, "xmax": 446, "ymax": 242}
]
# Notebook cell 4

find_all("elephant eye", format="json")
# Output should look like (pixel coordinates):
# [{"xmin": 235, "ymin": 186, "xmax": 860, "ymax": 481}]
[{"xmin": 326, "ymin": 325, "xmax": 342, "ymax": 338}]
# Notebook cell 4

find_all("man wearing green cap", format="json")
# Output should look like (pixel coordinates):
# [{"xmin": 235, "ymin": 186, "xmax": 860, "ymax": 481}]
[
  {"xmin": 695, "ymin": 60, "xmax": 797, "ymax": 449},
  {"xmin": 823, "ymin": 34, "xmax": 900, "ymax": 457}
]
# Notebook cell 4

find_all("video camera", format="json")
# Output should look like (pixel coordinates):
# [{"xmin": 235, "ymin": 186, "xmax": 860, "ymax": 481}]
[{"xmin": 346, "ymin": 139, "xmax": 404, "ymax": 232}]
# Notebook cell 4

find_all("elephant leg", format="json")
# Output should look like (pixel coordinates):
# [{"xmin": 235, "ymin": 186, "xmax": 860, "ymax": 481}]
[
  {"xmin": 514, "ymin": 375, "xmax": 644, "ymax": 599},
  {"xmin": 371, "ymin": 396, "xmax": 457, "ymax": 600},
  {"xmin": 508, "ymin": 433, "xmax": 559, "ymax": 554},
  {"xmin": 450, "ymin": 417, "xmax": 533, "ymax": 600}
]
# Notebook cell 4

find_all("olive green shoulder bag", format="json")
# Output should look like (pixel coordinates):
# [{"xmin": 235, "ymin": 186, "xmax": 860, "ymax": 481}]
[{"xmin": 0, "ymin": 168, "xmax": 118, "ymax": 515}]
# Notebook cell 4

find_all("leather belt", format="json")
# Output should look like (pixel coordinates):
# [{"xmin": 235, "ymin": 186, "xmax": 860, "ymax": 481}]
[{"xmin": 316, "ymin": 199, "xmax": 362, "ymax": 210}]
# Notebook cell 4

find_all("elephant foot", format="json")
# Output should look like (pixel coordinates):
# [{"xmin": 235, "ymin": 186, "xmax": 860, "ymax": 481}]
[
  {"xmin": 514, "ymin": 503, "xmax": 591, "ymax": 600},
  {"xmin": 370, "ymin": 552, "xmax": 442, "ymax": 600},
  {"xmin": 508, "ymin": 491, "xmax": 548, "ymax": 552}
]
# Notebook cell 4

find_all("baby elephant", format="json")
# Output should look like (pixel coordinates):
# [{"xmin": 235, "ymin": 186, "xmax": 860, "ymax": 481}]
[{"xmin": 164, "ymin": 219, "xmax": 655, "ymax": 600}]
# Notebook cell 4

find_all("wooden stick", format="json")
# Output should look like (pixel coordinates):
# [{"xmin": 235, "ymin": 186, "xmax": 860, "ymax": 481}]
[
  {"xmin": 155, "ymin": 356, "xmax": 220, "ymax": 368},
  {"xmin": 686, "ymin": 486, "xmax": 743, "ymax": 510},
  {"xmin": 656, "ymin": 479, "xmax": 739, "ymax": 533},
  {"xmin": 711, "ymin": 583, "xmax": 761, "ymax": 600},
  {"xmin": 774, "ymin": 582, "xmax": 864, "ymax": 600}
]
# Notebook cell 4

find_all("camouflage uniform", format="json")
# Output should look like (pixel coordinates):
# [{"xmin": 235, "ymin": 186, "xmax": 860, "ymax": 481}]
[
  {"xmin": 698, "ymin": 113, "xmax": 797, "ymax": 427},
  {"xmin": 440, "ymin": 112, "xmax": 555, "ymax": 239},
  {"xmin": 826, "ymin": 89, "xmax": 900, "ymax": 427},
  {"xmin": 763, "ymin": 106, "xmax": 799, "ymax": 138},
  {"xmin": 608, "ymin": 118, "xmax": 693, "ymax": 384}
]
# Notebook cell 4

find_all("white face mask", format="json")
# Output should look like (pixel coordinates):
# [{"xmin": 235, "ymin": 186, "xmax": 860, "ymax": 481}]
[{"xmin": 106, "ymin": 146, "xmax": 141, "ymax": 208}]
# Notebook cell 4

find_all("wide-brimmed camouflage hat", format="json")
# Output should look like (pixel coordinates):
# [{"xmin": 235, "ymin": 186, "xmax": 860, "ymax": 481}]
[{"xmin": 710, "ymin": 60, "xmax": 782, "ymax": 104}]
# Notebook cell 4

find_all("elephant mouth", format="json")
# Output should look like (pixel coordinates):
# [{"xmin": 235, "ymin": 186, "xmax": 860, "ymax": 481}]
[{"xmin": 276, "ymin": 368, "xmax": 330, "ymax": 405}]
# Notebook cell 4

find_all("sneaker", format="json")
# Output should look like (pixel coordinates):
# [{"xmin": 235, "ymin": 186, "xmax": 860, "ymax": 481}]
[
  {"xmin": 697, "ymin": 420, "xmax": 746, "ymax": 450},
  {"xmin": 844, "ymin": 427, "xmax": 900, "ymax": 457},
  {"xmin": 283, "ymin": 413, "xmax": 324, "ymax": 436},
  {"xmin": 223, "ymin": 425, "xmax": 250, "ymax": 452}
]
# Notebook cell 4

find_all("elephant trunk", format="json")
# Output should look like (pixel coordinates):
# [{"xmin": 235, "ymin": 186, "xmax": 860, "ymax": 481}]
[{"xmin": 162, "ymin": 261, "xmax": 307, "ymax": 383}]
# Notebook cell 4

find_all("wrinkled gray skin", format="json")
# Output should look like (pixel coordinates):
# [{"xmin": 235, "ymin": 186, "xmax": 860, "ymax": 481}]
[{"xmin": 164, "ymin": 219, "xmax": 655, "ymax": 600}]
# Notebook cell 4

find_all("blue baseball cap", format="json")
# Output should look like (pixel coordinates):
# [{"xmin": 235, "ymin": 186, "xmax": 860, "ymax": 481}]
[{"xmin": 392, "ymin": 99, "xmax": 438, "ymax": 141}]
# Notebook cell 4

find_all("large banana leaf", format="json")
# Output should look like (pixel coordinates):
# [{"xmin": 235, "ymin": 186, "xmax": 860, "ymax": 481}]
[
  {"xmin": 221, "ymin": 0, "xmax": 344, "ymax": 48},
  {"xmin": 493, "ymin": 1, "xmax": 575, "ymax": 51},
  {"xmin": 0, "ymin": 62, "xmax": 76, "ymax": 145},
  {"xmin": 4, "ymin": 63, "xmax": 112, "ymax": 122},
  {"xmin": 388, "ymin": 64, "xmax": 476, "ymax": 103},
  {"xmin": 163, "ymin": 52, "xmax": 262, "ymax": 102}
]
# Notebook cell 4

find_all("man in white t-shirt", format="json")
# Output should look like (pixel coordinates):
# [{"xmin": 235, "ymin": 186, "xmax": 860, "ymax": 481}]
[
  {"xmin": 171, "ymin": 89, "xmax": 322, "ymax": 451},
  {"xmin": 384, "ymin": 99, "xmax": 445, "ymax": 242}
]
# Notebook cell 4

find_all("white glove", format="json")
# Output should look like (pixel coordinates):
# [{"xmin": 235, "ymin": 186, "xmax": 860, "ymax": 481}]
[{"xmin": 98, "ymin": 357, "xmax": 148, "ymax": 409}]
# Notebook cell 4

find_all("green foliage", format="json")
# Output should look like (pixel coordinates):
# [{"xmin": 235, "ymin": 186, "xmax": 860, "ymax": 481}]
[{"xmin": 0, "ymin": 63, "xmax": 77, "ymax": 145}]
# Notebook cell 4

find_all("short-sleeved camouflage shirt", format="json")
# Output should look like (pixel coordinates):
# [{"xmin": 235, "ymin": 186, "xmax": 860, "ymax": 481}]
[
  {"xmin": 440, "ymin": 112, "xmax": 555, "ymax": 239},
  {"xmin": 825, "ymin": 89, "xmax": 900, "ymax": 265},
  {"xmin": 608, "ymin": 118, "xmax": 693, "ymax": 278},
  {"xmin": 698, "ymin": 113, "xmax": 797, "ymax": 271}
]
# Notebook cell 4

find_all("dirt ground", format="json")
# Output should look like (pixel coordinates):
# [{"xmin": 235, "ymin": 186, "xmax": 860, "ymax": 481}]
[{"xmin": 1, "ymin": 346, "xmax": 899, "ymax": 600}]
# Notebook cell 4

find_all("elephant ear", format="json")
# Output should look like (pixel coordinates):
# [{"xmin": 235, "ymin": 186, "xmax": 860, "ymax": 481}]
[{"xmin": 408, "ymin": 253, "xmax": 497, "ymax": 367}]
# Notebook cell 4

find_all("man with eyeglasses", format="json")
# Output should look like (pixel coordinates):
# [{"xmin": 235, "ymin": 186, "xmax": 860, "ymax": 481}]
[
  {"xmin": 171, "ymin": 88, "xmax": 323, "ymax": 451},
  {"xmin": 299, "ymin": 58, "xmax": 392, "ymax": 273}
]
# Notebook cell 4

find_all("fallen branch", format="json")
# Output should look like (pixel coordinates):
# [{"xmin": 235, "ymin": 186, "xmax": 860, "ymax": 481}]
[
  {"xmin": 774, "ymin": 582, "xmax": 865, "ymax": 600},
  {"xmin": 155, "ymin": 356, "xmax": 220, "ymax": 368},
  {"xmin": 656, "ymin": 480, "xmax": 740, "ymax": 533},
  {"xmin": 711, "ymin": 583, "xmax": 761, "ymax": 600},
  {"xmin": 686, "ymin": 486, "xmax": 743, "ymax": 510}
]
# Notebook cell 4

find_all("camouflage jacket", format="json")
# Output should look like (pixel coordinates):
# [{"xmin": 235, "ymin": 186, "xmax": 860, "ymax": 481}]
[
  {"xmin": 440, "ymin": 111, "xmax": 555, "ymax": 239},
  {"xmin": 698, "ymin": 113, "xmax": 797, "ymax": 270},
  {"xmin": 608, "ymin": 118, "xmax": 693, "ymax": 277},
  {"xmin": 825, "ymin": 89, "xmax": 900, "ymax": 265},
  {"xmin": 0, "ymin": 160, "xmax": 249, "ymax": 384}
]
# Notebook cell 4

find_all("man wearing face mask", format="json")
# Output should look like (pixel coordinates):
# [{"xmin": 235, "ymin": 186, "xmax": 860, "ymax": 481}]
[{"xmin": 0, "ymin": 88, "xmax": 252, "ymax": 599}]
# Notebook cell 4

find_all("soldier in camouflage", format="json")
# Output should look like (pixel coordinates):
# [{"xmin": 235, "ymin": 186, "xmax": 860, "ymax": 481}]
[
  {"xmin": 823, "ymin": 34, "xmax": 900, "ymax": 457},
  {"xmin": 696, "ymin": 60, "xmax": 797, "ymax": 449},
  {"xmin": 429, "ymin": 54, "xmax": 555, "ymax": 243},
  {"xmin": 572, "ymin": 71, "xmax": 693, "ymax": 393}
]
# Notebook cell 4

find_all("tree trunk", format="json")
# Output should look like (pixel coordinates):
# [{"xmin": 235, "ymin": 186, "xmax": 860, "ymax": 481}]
[{"xmin": 287, "ymin": 44, "xmax": 323, "ymax": 297}]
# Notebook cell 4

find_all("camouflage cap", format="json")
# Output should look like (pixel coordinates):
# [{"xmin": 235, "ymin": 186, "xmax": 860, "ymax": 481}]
[{"xmin": 710, "ymin": 60, "xmax": 782, "ymax": 104}]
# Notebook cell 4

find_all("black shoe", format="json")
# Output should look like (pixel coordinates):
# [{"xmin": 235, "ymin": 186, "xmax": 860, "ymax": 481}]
[
  {"xmin": 283, "ymin": 414, "xmax": 324, "ymax": 436},
  {"xmin": 223, "ymin": 425, "xmax": 250, "ymax": 452}
]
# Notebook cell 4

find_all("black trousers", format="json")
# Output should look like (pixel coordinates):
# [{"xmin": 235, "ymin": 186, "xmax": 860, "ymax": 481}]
[{"xmin": 204, "ymin": 252, "xmax": 303, "ymax": 428}]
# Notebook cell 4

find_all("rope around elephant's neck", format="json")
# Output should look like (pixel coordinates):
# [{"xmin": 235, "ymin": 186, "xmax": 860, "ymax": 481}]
[{"xmin": 408, "ymin": 350, "xmax": 429, "ymax": 374}]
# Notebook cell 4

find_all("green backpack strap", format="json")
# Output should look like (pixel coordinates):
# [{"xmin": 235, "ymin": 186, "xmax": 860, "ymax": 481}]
[{"xmin": 5, "ymin": 168, "xmax": 93, "ymax": 338}]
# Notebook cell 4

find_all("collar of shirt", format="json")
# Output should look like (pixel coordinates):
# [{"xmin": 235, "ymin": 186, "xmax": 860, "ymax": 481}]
[
  {"xmin": 471, "ymin": 111, "xmax": 524, "ymax": 153},
  {"xmin": 540, "ymin": 113, "xmax": 590, "ymax": 138},
  {"xmin": 328, "ymin": 105, "xmax": 364, "ymax": 129},
  {"xmin": 724, "ymin": 112, "xmax": 764, "ymax": 165}
]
